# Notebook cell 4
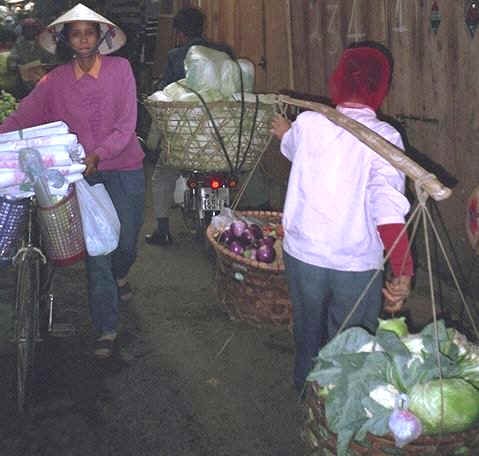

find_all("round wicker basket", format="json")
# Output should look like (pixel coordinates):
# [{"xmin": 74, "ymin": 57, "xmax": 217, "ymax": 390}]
[
  {"xmin": 303, "ymin": 382, "xmax": 479, "ymax": 456},
  {"xmin": 144, "ymin": 98, "xmax": 276, "ymax": 172},
  {"xmin": 206, "ymin": 210, "xmax": 292, "ymax": 327}
]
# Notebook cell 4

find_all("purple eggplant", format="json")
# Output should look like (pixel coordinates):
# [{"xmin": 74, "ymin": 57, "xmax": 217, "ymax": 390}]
[
  {"xmin": 229, "ymin": 240, "xmax": 245, "ymax": 256},
  {"xmin": 256, "ymin": 243, "xmax": 276, "ymax": 263},
  {"xmin": 230, "ymin": 220, "xmax": 247, "ymax": 238}
]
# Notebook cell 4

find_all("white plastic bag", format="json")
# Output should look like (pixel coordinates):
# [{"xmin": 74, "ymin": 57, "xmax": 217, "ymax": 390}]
[
  {"xmin": 173, "ymin": 175, "xmax": 188, "ymax": 206},
  {"xmin": 220, "ymin": 58, "xmax": 255, "ymax": 97},
  {"xmin": 75, "ymin": 178, "xmax": 120, "ymax": 256}
]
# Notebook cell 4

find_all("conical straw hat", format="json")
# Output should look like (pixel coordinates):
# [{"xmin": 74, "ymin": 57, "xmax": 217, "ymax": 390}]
[{"xmin": 37, "ymin": 3, "xmax": 126, "ymax": 55}]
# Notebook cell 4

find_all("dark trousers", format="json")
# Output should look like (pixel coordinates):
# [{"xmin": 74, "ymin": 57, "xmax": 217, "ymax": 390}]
[
  {"xmin": 85, "ymin": 169, "xmax": 145, "ymax": 334},
  {"xmin": 283, "ymin": 251, "xmax": 383, "ymax": 393}
]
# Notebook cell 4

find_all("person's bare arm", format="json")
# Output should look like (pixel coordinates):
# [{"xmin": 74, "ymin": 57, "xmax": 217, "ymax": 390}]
[{"xmin": 270, "ymin": 114, "xmax": 291, "ymax": 140}]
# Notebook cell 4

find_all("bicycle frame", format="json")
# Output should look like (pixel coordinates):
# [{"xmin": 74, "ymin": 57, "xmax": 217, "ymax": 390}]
[{"xmin": 12, "ymin": 197, "xmax": 52, "ymax": 413}]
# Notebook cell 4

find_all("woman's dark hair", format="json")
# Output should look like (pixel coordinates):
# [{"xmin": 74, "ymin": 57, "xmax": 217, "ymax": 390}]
[
  {"xmin": 347, "ymin": 40, "xmax": 394, "ymax": 85},
  {"xmin": 173, "ymin": 7, "xmax": 204, "ymax": 39},
  {"xmin": 55, "ymin": 22, "xmax": 102, "ymax": 62}
]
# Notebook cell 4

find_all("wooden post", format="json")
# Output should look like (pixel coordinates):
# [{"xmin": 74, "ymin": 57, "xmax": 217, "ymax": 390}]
[{"xmin": 285, "ymin": 0, "xmax": 295, "ymax": 90}]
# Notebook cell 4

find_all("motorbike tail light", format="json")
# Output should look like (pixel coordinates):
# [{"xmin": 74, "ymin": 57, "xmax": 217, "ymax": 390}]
[
  {"xmin": 210, "ymin": 178, "xmax": 221, "ymax": 190},
  {"xmin": 228, "ymin": 177, "xmax": 238, "ymax": 188}
]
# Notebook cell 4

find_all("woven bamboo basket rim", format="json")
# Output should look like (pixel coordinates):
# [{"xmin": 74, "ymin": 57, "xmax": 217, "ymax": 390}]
[
  {"xmin": 206, "ymin": 210, "xmax": 284, "ymax": 272},
  {"xmin": 306, "ymin": 381, "xmax": 479, "ymax": 450},
  {"xmin": 144, "ymin": 97, "xmax": 277, "ymax": 109}
]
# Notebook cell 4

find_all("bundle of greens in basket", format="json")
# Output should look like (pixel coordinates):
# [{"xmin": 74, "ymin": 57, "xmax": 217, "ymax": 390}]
[
  {"xmin": 149, "ymin": 45, "xmax": 256, "ymax": 103},
  {"xmin": 307, "ymin": 318, "xmax": 479, "ymax": 454}
]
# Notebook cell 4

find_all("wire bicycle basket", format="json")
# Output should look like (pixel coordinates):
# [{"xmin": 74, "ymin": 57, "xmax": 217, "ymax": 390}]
[
  {"xmin": 37, "ymin": 184, "xmax": 85, "ymax": 267},
  {"xmin": 0, "ymin": 195, "xmax": 29, "ymax": 264}
]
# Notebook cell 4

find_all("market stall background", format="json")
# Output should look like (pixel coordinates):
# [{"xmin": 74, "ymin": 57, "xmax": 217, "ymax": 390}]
[
  {"xmin": 191, "ymin": 0, "xmax": 478, "ymax": 279},
  {"xmin": 1, "ymin": 0, "xmax": 477, "ymax": 303}
]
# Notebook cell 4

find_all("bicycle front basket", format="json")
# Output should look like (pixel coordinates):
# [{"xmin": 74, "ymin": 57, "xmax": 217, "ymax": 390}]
[
  {"xmin": 0, "ymin": 195, "xmax": 29, "ymax": 263},
  {"xmin": 37, "ymin": 184, "xmax": 85, "ymax": 267}
]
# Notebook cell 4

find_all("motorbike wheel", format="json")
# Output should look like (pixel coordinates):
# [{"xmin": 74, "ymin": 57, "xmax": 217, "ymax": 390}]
[{"xmin": 180, "ymin": 206, "xmax": 212, "ymax": 250}]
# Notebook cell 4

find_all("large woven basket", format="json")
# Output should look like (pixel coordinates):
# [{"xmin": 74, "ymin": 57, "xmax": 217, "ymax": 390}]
[
  {"xmin": 206, "ymin": 210, "xmax": 292, "ymax": 327},
  {"xmin": 37, "ymin": 185, "xmax": 85, "ymax": 267},
  {"xmin": 303, "ymin": 382, "xmax": 479, "ymax": 455},
  {"xmin": 144, "ymin": 98, "xmax": 276, "ymax": 172}
]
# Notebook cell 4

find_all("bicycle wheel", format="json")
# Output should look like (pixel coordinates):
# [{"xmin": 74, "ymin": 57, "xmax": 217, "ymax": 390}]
[{"xmin": 15, "ymin": 254, "xmax": 40, "ymax": 412}]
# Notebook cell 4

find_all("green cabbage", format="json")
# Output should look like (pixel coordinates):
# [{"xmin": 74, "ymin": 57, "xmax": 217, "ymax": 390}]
[
  {"xmin": 378, "ymin": 317, "xmax": 409, "ymax": 337},
  {"xmin": 401, "ymin": 334, "xmax": 425, "ymax": 355},
  {"xmin": 409, "ymin": 378, "xmax": 479, "ymax": 434}
]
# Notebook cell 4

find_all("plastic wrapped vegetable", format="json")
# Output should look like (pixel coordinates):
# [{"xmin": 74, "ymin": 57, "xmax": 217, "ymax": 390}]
[
  {"xmin": 409, "ymin": 378, "xmax": 479, "ymax": 434},
  {"xmin": 237, "ymin": 59, "xmax": 255, "ymax": 91},
  {"xmin": 220, "ymin": 58, "xmax": 254, "ymax": 96},
  {"xmin": 185, "ymin": 45, "xmax": 230, "ymax": 93},
  {"xmin": 388, "ymin": 394, "xmax": 422, "ymax": 448},
  {"xmin": 162, "ymin": 78, "xmax": 223, "ymax": 102}
]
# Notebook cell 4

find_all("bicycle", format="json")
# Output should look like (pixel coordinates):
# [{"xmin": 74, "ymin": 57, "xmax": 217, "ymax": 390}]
[{"xmin": 11, "ymin": 196, "xmax": 55, "ymax": 413}]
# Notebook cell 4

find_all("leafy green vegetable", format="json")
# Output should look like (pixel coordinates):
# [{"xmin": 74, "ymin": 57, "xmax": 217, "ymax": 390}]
[
  {"xmin": 409, "ymin": 379, "xmax": 479, "ymax": 434},
  {"xmin": 378, "ymin": 317, "xmax": 409, "ymax": 337},
  {"xmin": 0, "ymin": 90, "xmax": 17, "ymax": 122},
  {"xmin": 458, "ymin": 356, "xmax": 479, "ymax": 389},
  {"xmin": 307, "ymin": 320, "xmax": 479, "ymax": 454}
]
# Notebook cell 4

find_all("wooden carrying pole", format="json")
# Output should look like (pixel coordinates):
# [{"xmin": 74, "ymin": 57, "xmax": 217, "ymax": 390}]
[{"xmin": 278, "ymin": 95, "xmax": 452, "ymax": 202}]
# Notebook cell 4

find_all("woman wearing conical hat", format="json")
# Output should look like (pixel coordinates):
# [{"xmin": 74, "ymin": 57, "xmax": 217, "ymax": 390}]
[{"xmin": 0, "ymin": 3, "xmax": 145, "ymax": 359}]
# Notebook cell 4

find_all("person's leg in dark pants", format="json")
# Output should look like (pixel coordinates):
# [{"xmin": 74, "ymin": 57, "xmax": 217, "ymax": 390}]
[
  {"xmin": 84, "ymin": 170, "xmax": 143, "ymax": 357},
  {"xmin": 103, "ymin": 170, "xmax": 145, "ymax": 301},
  {"xmin": 328, "ymin": 269, "xmax": 383, "ymax": 339},
  {"xmin": 85, "ymin": 253, "xmax": 118, "ymax": 336},
  {"xmin": 146, "ymin": 162, "xmax": 178, "ymax": 245},
  {"xmin": 284, "ymin": 252, "xmax": 330, "ymax": 394}
]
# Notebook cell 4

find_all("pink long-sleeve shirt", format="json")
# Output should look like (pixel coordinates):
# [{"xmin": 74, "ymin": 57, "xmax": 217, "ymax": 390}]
[{"xmin": 0, "ymin": 56, "xmax": 144, "ymax": 171}]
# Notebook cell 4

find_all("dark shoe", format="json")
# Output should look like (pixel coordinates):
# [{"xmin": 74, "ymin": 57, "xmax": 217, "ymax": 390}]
[
  {"xmin": 118, "ymin": 282, "xmax": 133, "ymax": 301},
  {"xmin": 145, "ymin": 230, "xmax": 173, "ymax": 246}
]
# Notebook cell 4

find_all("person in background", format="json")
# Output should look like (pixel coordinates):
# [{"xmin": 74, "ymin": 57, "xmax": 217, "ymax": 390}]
[
  {"xmin": 270, "ymin": 42, "xmax": 414, "ymax": 394},
  {"xmin": 7, "ymin": 17, "xmax": 56, "ymax": 97},
  {"xmin": 145, "ymin": 6, "xmax": 233, "ymax": 246},
  {"xmin": 2, "ymin": 12, "xmax": 16, "ymax": 34},
  {"xmin": 0, "ymin": 3, "xmax": 145, "ymax": 359}
]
